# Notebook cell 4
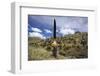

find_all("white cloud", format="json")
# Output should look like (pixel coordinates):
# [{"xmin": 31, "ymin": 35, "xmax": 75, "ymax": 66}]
[
  {"xmin": 31, "ymin": 27, "xmax": 42, "ymax": 33},
  {"xmin": 44, "ymin": 29, "xmax": 52, "ymax": 33},
  {"xmin": 59, "ymin": 28, "xmax": 75, "ymax": 36},
  {"xmin": 29, "ymin": 32, "xmax": 46, "ymax": 39}
]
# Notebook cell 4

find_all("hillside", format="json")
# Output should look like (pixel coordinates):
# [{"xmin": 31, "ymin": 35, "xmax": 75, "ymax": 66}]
[{"xmin": 28, "ymin": 32, "xmax": 88, "ymax": 60}]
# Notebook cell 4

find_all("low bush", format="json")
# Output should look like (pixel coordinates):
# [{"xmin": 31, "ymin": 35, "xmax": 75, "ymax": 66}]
[{"xmin": 28, "ymin": 47, "xmax": 51, "ymax": 60}]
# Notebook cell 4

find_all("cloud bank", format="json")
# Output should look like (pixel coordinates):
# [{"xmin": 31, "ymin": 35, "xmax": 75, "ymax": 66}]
[
  {"xmin": 59, "ymin": 28, "xmax": 75, "ymax": 36},
  {"xmin": 29, "ymin": 32, "xmax": 46, "ymax": 39},
  {"xmin": 31, "ymin": 27, "xmax": 42, "ymax": 33}
]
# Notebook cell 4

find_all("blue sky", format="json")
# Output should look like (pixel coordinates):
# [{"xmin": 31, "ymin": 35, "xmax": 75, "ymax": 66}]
[{"xmin": 28, "ymin": 15, "xmax": 88, "ymax": 39}]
